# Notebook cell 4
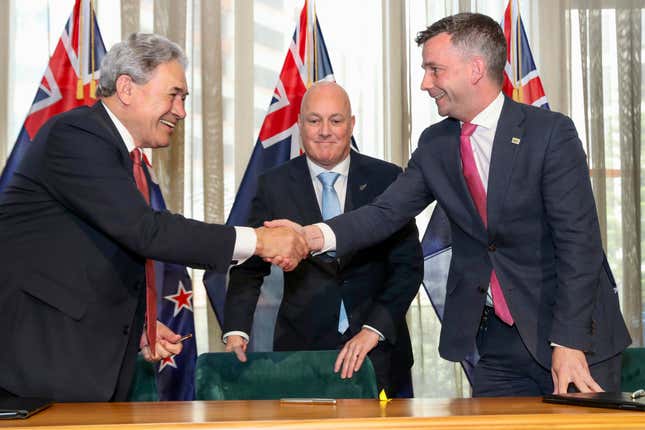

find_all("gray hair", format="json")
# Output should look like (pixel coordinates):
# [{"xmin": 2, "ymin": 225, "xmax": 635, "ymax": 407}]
[
  {"xmin": 96, "ymin": 33, "xmax": 188, "ymax": 97},
  {"xmin": 415, "ymin": 13, "xmax": 506, "ymax": 86}
]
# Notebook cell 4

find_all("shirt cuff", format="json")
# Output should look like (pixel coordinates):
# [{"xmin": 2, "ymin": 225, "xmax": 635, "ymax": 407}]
[
  {"xmin": 232, "ymin": 227, "xmax": 256, "ymax": 265},
  {"xmin": 314, "ymin": 222, "xmax": 336, "ymax": 254},
  {"xmin": 362, "ymin": 325, "xmax": 385, "ymax": 341},
  {"xmin": 222, "ymin": 331, "xmax": 250, "ymax": 344}
]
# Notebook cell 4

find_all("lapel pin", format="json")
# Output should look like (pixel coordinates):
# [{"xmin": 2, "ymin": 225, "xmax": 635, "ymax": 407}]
[
  {"xmin": 359, "ymin": 184, "xmax": 367, "ymax": 191},
  {"xmin": 511, "ymin": 137, "xmax": 521, "ymax": 145}
]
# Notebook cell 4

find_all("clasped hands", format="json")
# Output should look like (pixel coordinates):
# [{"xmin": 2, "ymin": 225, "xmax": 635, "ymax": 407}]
[{"xmin": 254, "ymin": 220, "xmax": 324, "ymax": 271}]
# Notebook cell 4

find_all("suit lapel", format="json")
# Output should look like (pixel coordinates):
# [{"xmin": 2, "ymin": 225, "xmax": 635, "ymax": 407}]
[
  {"xmin": 345, "ymin": 151, "xmax": 371, "ymax": 212},
  {"xmin": 337, "ymin": 151, "xmax": 371, "ymax": 269},
  {"xmin": 287, "ymin": 156, "xmax": 323, "ymax": 225},
  {"xmin": 89, "ymin": 102, "xmax": 133, "ymax": 166},
  {"xmin": 487, "ymin": 97, "xmax": 524, "ymax": 239},
  {"xmin": 441, "ymin": 119, "xmax": 489, "ymax": 242}
]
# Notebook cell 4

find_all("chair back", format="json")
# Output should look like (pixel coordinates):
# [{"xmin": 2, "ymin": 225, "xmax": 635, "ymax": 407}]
[
  {"xmin": 621, "ymin": 347, "xmax": 645, "ymax": 392},
  {"xmin": 195, "ymin": 350, "xmax": 378, "ymax": 400},
  {"xmin": 127, "ymin": 355, "xmax": 159, "ymax": 401}
]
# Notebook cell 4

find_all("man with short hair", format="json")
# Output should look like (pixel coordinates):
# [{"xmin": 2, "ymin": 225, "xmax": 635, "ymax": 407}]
[
  {"xmin": 272, "ymin": 13, "xmax": 631, "ymax": 396},
  {"xmin": 223, "ymin": 81, "xmax": 423, "ymax": 397},
  {"xmin": 0, "ymin": 33, "xmax": 307, "ymax": 402}
]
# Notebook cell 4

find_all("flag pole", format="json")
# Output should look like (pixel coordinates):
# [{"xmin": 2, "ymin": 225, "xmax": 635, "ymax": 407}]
[
  {"xmin": 90, "ymin": 0, "xmax": 97, "ymax": 98},
  {"xmin": 76, "ymin": 1, "xmax": 85, "ymax": 99},
  {"xmin": 514, "ymin": 0, "xmax": 523, "ymax": 102},
  {"xmin": 312, "ymin": 0, "xmax": 318, "ymax": 84}
]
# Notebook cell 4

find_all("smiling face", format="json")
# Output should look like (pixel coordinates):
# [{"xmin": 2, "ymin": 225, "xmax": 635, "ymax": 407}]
[
  {"xmin": 120, "ymin": 60, "xmax": 188, "ymax": 148},
  {"xmin": 420, "ymin": 32, "xmax": 479, "ymax": 122},
  {"xmin": 298, "ymin": 83, "xmax": 355, "ymax": 169}
]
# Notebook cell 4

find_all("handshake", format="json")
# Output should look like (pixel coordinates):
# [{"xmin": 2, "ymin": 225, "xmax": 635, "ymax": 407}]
[{"xmin": 254, "ymin": 220, "xmax": 324, "ymax": 271}]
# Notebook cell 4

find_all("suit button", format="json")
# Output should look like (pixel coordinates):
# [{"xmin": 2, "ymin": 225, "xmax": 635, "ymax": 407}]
[
  {"xmin": 123, "ymin": 325, "xmax": 129, "ymax": 335},
  {"xmin": 488, "ymin": 243, "xmax": 496, "ymax": 252}
]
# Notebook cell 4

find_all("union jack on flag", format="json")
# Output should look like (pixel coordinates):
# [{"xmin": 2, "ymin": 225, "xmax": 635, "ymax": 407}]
[
  {"xmin": 203, "ymin": 0, "xmax": 336, "ymax": 352},
  {"xmin": 0, "ymin": 0, "xmax": 106, "ymax": 191},
  {"xmin": 0, "ymin": 0, "xmax": 196, "ymax": 401},
  {"xmin": 501, "ymin": 0, "xmax": 549, "ymax": 109}
]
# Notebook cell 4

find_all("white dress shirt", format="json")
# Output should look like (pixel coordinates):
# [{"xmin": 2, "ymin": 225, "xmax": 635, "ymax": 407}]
[{"xmin": 102, "ymin": 102, "xmax": 256, "ymax": 263}]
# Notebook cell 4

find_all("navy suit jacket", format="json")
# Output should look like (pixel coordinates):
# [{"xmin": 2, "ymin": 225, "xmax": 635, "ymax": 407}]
[
  {"xmin": 224, "ymin": 152, "xmax": 423, "ymax": 389},
  {"xmin": 327, "ymin": 97, "xmax": 631, "ymax": 369},
  {"xmin": 0, "ymin": 103, "xmax": 236, "ymax": 401}
]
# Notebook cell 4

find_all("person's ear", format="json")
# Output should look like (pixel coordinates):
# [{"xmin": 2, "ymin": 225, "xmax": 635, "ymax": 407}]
[
  {"xmin": 471, "ymin": 56, "xmax": 485, "ymax": 84},
  {"xmin": 115, "ymin": 75, "xmax": 134, "ymax": 105}
]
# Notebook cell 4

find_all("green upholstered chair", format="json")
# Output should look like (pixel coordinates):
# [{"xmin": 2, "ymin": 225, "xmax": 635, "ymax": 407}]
[
  {"xmin": 194, "ymin": 350, "xmax": 378, "ymax": 400},
  {"xmin": 621, "ymin": 347, "xmax": 645, "ymax": 392},
  {"xmin": 127, "ymin": 355, "xmax": 159, "ymax": 401}
]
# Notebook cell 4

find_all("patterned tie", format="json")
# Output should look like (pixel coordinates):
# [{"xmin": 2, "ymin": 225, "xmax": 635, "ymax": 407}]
[
  {"xmin": 460, "ymin": 123, "xmax": 514, "ymax": 325},
  {"xmin": 130, "ymin": 149, "xmax": 158, "ymax": 354},
  {"xmin": 318, "ymin": 171, "xmax": 349, "ymax": 334}
]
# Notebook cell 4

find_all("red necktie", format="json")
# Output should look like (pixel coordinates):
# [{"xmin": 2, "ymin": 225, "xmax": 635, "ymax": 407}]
[
  {"xmin": 130, "ymin": 149, "xmax": 158, "ymax": 354},
  {"xmin": 460, "ymin": 123, "xmax": 514, "ymax": 325}
]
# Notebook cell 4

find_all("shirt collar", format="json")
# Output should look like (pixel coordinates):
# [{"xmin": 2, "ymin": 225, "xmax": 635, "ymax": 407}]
[
  {"xmin": 465, "ymin": 91, "xmax": 505, "ymax": 131},
  {"xmin": 306, "ymin": 151, "xmax": 351, "ymax": 180},
  {"xmin": 102, "ymin": 101, "xmax": 152, "ymax": 161}
]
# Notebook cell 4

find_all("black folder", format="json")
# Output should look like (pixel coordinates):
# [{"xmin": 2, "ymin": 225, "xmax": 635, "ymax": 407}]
[
  {"xmin": 543, "ymin": 392, "xmax": 645, "ymax": 411},
  {"xmin": 0, "ymin": 397, "xmax": 52, "ymax": 419}
]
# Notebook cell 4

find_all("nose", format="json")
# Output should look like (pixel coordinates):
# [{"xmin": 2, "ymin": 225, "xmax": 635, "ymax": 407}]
[
  {"xmin": 172, "ymin": 96, "xmax": 187, "ymax": 119},
  {"xmin": 319, "ymin": 120, "xmax": 331, "ymax": 137},
  {"xmin": 420, "ymin": 70, "xmax": 434, "ymax": 92}
]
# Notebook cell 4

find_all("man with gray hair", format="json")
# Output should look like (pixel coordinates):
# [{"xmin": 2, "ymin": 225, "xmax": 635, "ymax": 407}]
[{"xmin": 0, "ymin": 33, "xmax": 307, "ymax": 402}]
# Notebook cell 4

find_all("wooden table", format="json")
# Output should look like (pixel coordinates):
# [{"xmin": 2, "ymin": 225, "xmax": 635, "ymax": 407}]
[{"xmin": 2, "ymin": 397, "xmax": 645, "ymax": 430}]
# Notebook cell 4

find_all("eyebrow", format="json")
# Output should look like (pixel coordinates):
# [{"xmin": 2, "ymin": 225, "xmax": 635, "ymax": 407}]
[{"xmin": 171, "ymin": 86, "xmax": 189, "ymax": 96}]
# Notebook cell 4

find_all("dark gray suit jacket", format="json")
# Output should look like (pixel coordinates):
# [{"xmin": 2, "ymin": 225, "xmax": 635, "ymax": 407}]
[
  {"xmin": 0, "ymin": 103, "xmax": 236, "ymax": 401},
  {"xmin": 327, "ymin": 97, "xmax": 631, "ymax": 369},
  {"xmin": 224, "ymin": 152, "xmax": 423, "ymax": 393}
]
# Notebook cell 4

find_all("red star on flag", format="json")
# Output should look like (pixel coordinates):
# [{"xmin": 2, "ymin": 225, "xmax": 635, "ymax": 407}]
[
  {"xmin": 164, "ymin": 281, "xmax": 193, "ymax": 317},
  {"xmin": 158, "ymin": 355, "xmax": 177, "ymax": 372}
]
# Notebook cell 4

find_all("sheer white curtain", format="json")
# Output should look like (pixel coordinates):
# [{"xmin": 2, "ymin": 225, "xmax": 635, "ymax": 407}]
[{"xmin": 567, "ymin": 1, "xmax": 643, "ymax": 346}]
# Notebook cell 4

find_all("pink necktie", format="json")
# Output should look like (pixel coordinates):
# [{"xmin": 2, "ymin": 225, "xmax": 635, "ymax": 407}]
[
  {"xmin": 130, "ymin": 149, "xmax": 158, "ymax": 354},
  {"xmin": 460, "ymin": 123, "xmax": 514, "ymax": 325}
]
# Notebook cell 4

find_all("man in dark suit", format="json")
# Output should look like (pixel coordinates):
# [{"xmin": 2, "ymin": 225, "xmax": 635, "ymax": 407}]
[
  {"xmin": 271, "ymin": 13, "xmax": 631, "ymax": 396},
  {"xmin": 0, "ymin": 33, "xmax": 307, "ymax": 402},
  {"xmin": 223, "ymin": 82, "xmax": 423, "ymax": 397}
]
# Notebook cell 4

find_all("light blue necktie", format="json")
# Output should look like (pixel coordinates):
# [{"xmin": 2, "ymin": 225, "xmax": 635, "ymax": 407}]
[{"xmin": 318, "ymin": 171, "xmax": 349, "ymax": 334}]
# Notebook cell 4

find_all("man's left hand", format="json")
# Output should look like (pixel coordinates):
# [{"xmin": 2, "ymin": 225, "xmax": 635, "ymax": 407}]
[
  {"xmin": 334, "ymin": 329, "xmax": 379, "ymax": 379},
  {"xmin": 551, "ymin": 345, "xmax": 603, "ymax": 394},
  {"xmin": 139, "ymin": 321, "xmax": 183, "ymax": 362}
]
